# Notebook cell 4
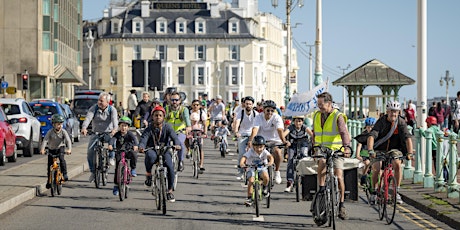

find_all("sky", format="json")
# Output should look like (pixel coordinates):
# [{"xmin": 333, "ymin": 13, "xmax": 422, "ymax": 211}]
[{"xmin": 82, "ymin": 0, "xmax": 460, "ymax": 104}]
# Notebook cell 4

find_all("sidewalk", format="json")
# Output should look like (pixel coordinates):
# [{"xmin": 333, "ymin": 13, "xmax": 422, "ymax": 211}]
[{"xmin": 1, "ymin": 146, "xmax": 459, "ymax": 229}]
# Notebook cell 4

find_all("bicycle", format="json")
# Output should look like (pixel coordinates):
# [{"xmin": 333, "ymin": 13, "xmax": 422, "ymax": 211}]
[
  {"xmin": 114, "ymin": 147, "xmax": 132, "ymax": 201},
  {"xmin": 373, "ymin": 151, "xmax": 403, "ymax": 224},
  {"xmin": 310, "ymin": 145, "xmax": 351, "ymax": 229},
  {"xmin": 290, "ymin": 141, "xmax": 308, "ymax": 202},
  {"xmin": 189, "ymin": 129, "xmax": 204, "ymax": 178},
  {"xmin": 243, "ymin": 162, "xmax": 271, "ymax": 217},
  {"xmin": 264, "ymin": 142, "xmax": 286, "ymax": 189},
  {"xmin": 47, "ymin": 150, "xmax": 64, "ymax": 197},
  {"xmin": 90, "ymin": 132, "xmax": 110, "ymax": 189},
  {"xmin": 360, "ymin": 156, "xmax": 374, "ymax": 206}
]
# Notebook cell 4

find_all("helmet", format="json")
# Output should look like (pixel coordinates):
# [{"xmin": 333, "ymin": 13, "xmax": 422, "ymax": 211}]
[
  {"xmin": 386, "ymin": 100, "xmax": 401, "ymax": 111},
  {"xmin": 244, "ymin": 96, "xmax": 255, "ymax": 103},
  {"xmin": 118, "ymin": 116, "xmax": 132, "ymax": 126},
  {"xmin": 262, "ymin": 100, "xmax": 277, "ymax": 108},
  {"xmin": 151, "ymin": 105, "xmax": 166, "ymax": 115},
  {"xmin": 190, "ymin": 112, "xmax": 200, "ymax": 122},
  {"xmin": 292, "ymin": 115, "xmax": 305, "ymax": 120},
  {"xmin": 222, "ymin": 120, "xmax": 228, "ymax": 125},
  {"xmin": 252, "ymin": 135, "xmax": 266, "ymax": 145},
  {"xmin": 364, "ymin": 117, "xmax": 376, "ymax": 126},
  {"xmin": 426, "ymin": 116, "xmax": 437, "ymax": 125},
  {"xmin": 284, "ymin": 119, "xmax": 291, "ymax": 126},
  {"xmin": 51, "ymin": 114, "xmax": 65, "ymax": 123}
]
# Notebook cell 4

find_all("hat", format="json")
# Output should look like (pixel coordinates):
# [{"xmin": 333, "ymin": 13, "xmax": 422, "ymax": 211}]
[{"xmin": 216, "ymin": 95, "xmax": 222, "ymax": 100}]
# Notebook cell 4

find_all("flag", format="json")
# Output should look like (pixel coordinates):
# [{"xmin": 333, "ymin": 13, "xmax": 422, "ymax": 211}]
[{"xmin": 284, "ymin": 80, "xmax": 329, "ymax": 117}]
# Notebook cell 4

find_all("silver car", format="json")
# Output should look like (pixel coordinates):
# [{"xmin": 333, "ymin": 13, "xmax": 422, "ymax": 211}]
[{"xmin": 61, "ymin": 103, "xmax": 81, "ymax": 143}]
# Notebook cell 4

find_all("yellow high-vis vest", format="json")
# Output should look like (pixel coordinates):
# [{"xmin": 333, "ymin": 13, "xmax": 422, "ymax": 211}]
[
  {"xmin": 165, "ymin": 106, "xmax": 186, "ymax": 132},
  {"xmin": 313, "ymin": 109, "xmax": 347, "ymax": 150}
]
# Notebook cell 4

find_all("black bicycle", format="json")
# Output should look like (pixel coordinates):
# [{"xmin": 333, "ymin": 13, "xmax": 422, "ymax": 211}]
[
  {"xmin": 189, "ymin": 129, "xmax": 204, "ymax": 179},
  {"xmin": 265, "ymin": 142, "xmax": 286, "ymax": 189},
  {"xmin": 291, "ymin": 141, "xmax": 308, "ymax": 202},
  {"xmin": 91, "ymin": 132, "xmax": 110, "ymax": 189}
]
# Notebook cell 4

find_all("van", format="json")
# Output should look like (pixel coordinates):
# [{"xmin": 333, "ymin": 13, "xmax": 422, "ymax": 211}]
[{"xmin": 72, "ymin": 90, "xmax": 104, "ymax": 128}]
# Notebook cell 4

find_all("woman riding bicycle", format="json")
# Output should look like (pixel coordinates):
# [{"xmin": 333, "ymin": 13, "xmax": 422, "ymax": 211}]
[{"xmin": 139, "ymin": 105, "xmax": 181, "ymax": 203}]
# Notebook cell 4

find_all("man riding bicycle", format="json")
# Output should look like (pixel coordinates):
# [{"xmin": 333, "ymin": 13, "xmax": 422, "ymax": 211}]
[
  {"xmin": 367, "ymin": 100, "xmax": 414, "ymax": 205},
  {"xmin": 81, "ymin": 92, "xmax": 118, "ymax": 182},
  {"xmin": 139, "ymin": 105, "xmax": 181, "ymax": 202},
  {"xmin": 312, "ymin": 92, "xmax": 351, "ymax": 220},
  {"xmin": 209, "ymin": 95, "xmax": 226, "ymax": 135}
]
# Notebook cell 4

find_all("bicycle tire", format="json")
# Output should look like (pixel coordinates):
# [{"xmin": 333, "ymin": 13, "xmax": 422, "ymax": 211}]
[
  {"xmin": 160, "ymin": 171, "xmax": 167, "ymax": 215},
  {"xmin": 154, "ymin": 173, "xmax": 161, "ymax": 210},
  {"xmin": 330, "ymin": 177, "xmax": 338, "ymax": 230},
  {"xmin": 101, "ymin": 151, "xmax": 108, "ymax": 186},
  {"xmin": 220, "ymin": 143, "xmax": 225, "ymax": 158},
  {"xmin": 295, "ymin": 174, "xmax": 301, "ymax": 202},
  {"xmin": 268, "ymin": 165, "xmax": 274, "ymax": 189},
  {"xmin": 377, "ymin": 177, "xmax": 385, "ymax": 221},
  {"xmin": 56, "ymin": 171, "xmax": 62, "ymax": 195},
  {"xmin": 254, "ymin": 182, "xmax": 260, "ymax": 217},
  {"xmin": 266, "ymin": 181, "xmax": 271, "ymax": 209},
  {"xmin": 50, "ymin": 170, "xmax": 56, "ymax": 197},
  {"xmin": 173, "ymin": 152, "xmax": 179, "ymax": 191},
  {"xmin": 385, "ymin": 175, "xmax": 397, "ymax": 224},
  {"xmin": 94, "ymin": 149, "xmax": 101, "ymax": 188},
  {"xmin": 192, "ymin": 147, "xmax": 199, "ymax": 179},
  {"xmin": 364, "ymin": 175, "xmax": 372, "ymax": 206},
  {"xmin": 118, "ymin": 163, "xmax": 126, "ymax": 201}
]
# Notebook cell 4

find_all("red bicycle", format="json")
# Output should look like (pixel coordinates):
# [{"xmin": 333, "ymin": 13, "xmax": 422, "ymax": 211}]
[
  {"xmin": 374, "ymin": 151, "xmax": 403, "ymax": 224},
  {"xmin": 114, "ymin": 147, "xmax": 132, "ymax": 201}
]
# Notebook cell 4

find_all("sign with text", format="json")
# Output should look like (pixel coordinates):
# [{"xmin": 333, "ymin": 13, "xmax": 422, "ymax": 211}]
[
  {"xmin": 153, "ymin": 2, "xmax": 207, "ymax": 10},
  {"xmin": 284, "ymin": 80, "xmax": 329, "ymax": 117}
]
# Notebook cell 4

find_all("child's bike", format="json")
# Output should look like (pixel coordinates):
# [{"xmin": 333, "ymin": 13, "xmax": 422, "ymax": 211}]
[
  {"xmin": 243, "ymin": 162, "xmax": 271, "ymax": 217},
  {"xmin": 189, "ymin": 129, "xmax": 204, "ymax": 179},
  {"xmin": 114, "ymin": 148, "xmax": 132, "ymax": 201},
  {"xmin": 48, "ymin": 151, "xmax": 64, "ymax": 197}
]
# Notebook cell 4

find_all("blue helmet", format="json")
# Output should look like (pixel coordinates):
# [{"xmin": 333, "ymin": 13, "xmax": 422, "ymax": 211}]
[{"xmin": 364, "ymin": 117, "xmax": 376, "ymax": 126}]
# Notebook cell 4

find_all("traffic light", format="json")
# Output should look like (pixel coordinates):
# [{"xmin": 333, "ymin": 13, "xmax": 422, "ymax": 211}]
[{"xmin": 22, "ymin": 73, "xmax": 29, "ymax": 90}]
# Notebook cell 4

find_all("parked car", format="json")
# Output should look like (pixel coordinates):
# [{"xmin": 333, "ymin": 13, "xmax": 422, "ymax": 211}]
[
  {"xmin": 72, "ymin": 90, "xmax": 104, "ymax": 129},
  {"xmin": 0, "ymin": 98, "xmax": 41, "ymax": 157},
  {"xmin": 61, "ymin": 103, "xmax": 80, "ymax": 142},
  {"xmin": 0, "ymin": 106, "xmax": 17, "ymax": 166}
]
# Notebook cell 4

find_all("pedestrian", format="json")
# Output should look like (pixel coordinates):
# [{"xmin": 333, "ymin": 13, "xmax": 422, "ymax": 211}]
[{"xmin": 127, "ymin": 89, "xmax": 138, "ymax": 121}]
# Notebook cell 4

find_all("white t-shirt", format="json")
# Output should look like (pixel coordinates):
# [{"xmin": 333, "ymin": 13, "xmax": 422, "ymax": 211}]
[
  {"xmin": 454, "ymin": 100, "xmax": 460, "ymax": 120},
  {"xmin": 243, "ymin": 148, "xmax": 271, "ymax": 166},
  {"xmin": 233, "ymin": 105, "xmax": 243, "ymax": 117},
  {"xmin": 237, "ymin": 109, "xmax": 259, "ymax": 136},
  {"xmin": 253, "ymin": 112, "xmax": 284, "ymax": 143},
  {"xmin": 211, "ymin": 102, "xmax": 225, "ymax": 120}
]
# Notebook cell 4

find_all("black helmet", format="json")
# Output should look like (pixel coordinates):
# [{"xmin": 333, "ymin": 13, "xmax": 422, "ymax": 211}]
[
  {"xmin": 263, "ymin": 100, "xmax": 276, "ymax": 108},
  {"xmin": 51, "ymin": 114, "xmax": 65, "ymax": 123},
  {"xmin": 244, "ymin": 96, "xmax": 255, "ymax": 103},
  {"xmin": 252, "ymin": 135, "xmax": 266, "ymax": 145}
]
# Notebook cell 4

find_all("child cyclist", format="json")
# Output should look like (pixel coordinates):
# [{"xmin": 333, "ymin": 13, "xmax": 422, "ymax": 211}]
[
  {"xmin": 186, "ymin": 112, "xmax": 207, "ymax": 171},
  {"xmin": 40, "ymin": 114, "xmax": 72, "ymax": 188},
  {"xmin": 239, "ymin": 136, "xmax": 274, "ymax": 205},
  {"xmin": 355, "ymin": 117, "xmax": 376, "ymax": 186},
  {"xmin": 108, "ymin": 116, "xmax": 139, "ymax": 196},
  {"xmin": 214, "ymin": 119, "xmax": 231, "ymax": 153}
]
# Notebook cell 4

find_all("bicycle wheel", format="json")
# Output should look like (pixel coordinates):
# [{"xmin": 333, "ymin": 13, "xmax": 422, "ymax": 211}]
[
  {"xmin": 266, "ymin": 181, "xmax": 271, "ymax": 209},
  {"xmin": 154, "ymin": 173, "xmax": 161, "ymax": 210},
  {"xmin": 118, "ymin": 163, "xmax": 126, "ymax": 201},
  {"xmin": 385, "ymin": 175, "xmax": 397, "ymax": 224},
  {"xmin": 268, "ymin": 165, "xmax": 274, "ymax": 189},
  {"xmin": 192, "ymin": 147, "xmax": 199, "ymax": 179},
  {"xmin": 56, "ymin": 171, "xmax": 62, "ymax": 195},
  {"xmin": 50, "ymin": 170, "xmax": 56, "ymax": 197},
  {"xmin": 328, "ymin": 177, "xmax": 337, "ymax": 229},
  {"xmin": 173, "ymin": 152, "xmax": 179, "ymax": 191},
  {"xmin": 220, "ymin": 143, "xmax": 225, "ymax": 158},
  {"xmin": 94, "ymin": 150, "xmax": 101, "ymax": 188},
  {"xmin": 254, "ymin": 182, "xmax": 260, "ymax": 217},
  {"xmin": 160, "ymin": 172, "xmax": 167, "ymax": 215},
  {"xmin": 295, "ymin": 174, "xmax": 301, "ymax": 202},
  {"xmin": 364, "ymin": 175, "xmax": 372, "ymax": 206},
  {"xmin": 377, "ymin": 181, "xmax": 385, "ymax": 220},
  {"xmin": 101, "ymin": 151, "xmax": 108, "ymax": 186}
]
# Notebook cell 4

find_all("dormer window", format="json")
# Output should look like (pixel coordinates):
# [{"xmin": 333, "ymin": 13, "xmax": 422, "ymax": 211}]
[
  {"xmin": 132, "ymin": 18, "xmax": 144, "ymax": 33},
  {"xmin": 228, "ymin": 18, "xmax": 239, "ymax": 34},
  {"xmin": 157, "ymin": 17, "xmax": 167, "ymax": 34},
  {"xmin": 111, "ymin": 18, "xmax": 121, "ymax": 33},
  {"xmin": 176, "ymin": 18, "xmax": 187, "ymax": 34},
  {"xmin": 195, "ymin": 18, "xmax": 206, "ymax": 34}
]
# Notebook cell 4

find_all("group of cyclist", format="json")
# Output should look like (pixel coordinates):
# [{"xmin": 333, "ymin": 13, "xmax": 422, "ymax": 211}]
[{"xmin": 46, "ymin": 89, "xmax": 415, "ymax": 222}]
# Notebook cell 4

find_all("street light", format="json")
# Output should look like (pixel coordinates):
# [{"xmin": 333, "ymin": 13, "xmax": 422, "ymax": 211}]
[
  {"xmin": 439, "ymin": 70, "xmax": 454, "ymax": 103},
  {"xmin": 216, "ymin": 67, "xmax": 222, "ymax": 97},
  {"xmin": 86, "ymin": 29, "xmax": 95, "ymax": 91},
  {"xmin": 337, "ymin": 64, "xmax": 351, "ymax": 114},
  {"xmin": 302, "ymin": 42, "xmax": 314, "ymax": 91},
  {"xmin": 272, "ymin": 0, "xmax": 304, "ymax": 107}
]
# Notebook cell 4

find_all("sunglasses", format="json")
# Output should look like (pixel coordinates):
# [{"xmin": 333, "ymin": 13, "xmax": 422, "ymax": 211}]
[
  {"xmin": 193, "ymin": 104, "xmax": 200, "ymax": 106},
  {"xmin": 171, "ymin": 99, "xmax": 180, "ymax": 102},
  {"xmin": 265, "ymin": 109, "xmax": 275, "ymax": 113}
]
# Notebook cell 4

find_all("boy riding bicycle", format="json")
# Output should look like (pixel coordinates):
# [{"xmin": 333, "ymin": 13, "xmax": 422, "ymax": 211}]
[
  {"xmin": 40, "ymin": 114, "xmax": 72, "ymax": 188},
  {"xmin": 239, "ymin": 136, "xmax": 274, "ymax": 206},
  {"xmin": 108, "ymin": 116, "xmax": 139, "ymax": 196},
  {"xmin": 355, "ymin": 117, "xmax": 376, "ymax": 186},
  {"xmin": 213, "ymin": 120, "xmax": 231, "ymax": 153}
]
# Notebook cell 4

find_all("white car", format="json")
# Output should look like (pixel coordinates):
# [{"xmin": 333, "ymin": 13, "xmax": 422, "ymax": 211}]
[{"xmin": 0, "ymin": 98, "xmax": 41, "ymax": 157}]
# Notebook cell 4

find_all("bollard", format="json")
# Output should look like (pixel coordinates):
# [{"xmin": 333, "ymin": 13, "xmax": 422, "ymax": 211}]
[
  {"xmin": 413, "ymin": 128, "xmax": 423, "ymax": 183},
  {"xmin": 447, "ymin": 133, "xmax": 459, "ymax": 198},
  {"xmin": 403, "ymin": 126, "xmax": 414, "ymax": 179},
  {"xmin": 435, "ymin": 131, "xmax": 447, "ymax": 192},
  {"xmin": 351, "ymin": 120, "xmax": 358, "ymax": 155},
  {"xmin": 422, "ymin": 128, "xmax": 433, "ymax": 187}
]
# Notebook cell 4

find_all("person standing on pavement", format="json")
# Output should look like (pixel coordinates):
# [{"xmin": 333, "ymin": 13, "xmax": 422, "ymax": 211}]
[
  {"xmin": 127, "ymin": 89, "xmax": 138, "ymax": 121},
  {"xmin": 134, "ymin": 92, "xmax": 152, "ymax": 128},
  {"xmin": 441, "ymin": 99, "xmax": 451, "ymax": 129},
  {"xmin": 81, "ymin": 92, "xmax": 119, "ymax": 182},
  {"xmin": 312, "ymin": 92, "xmax": 351, "ymax": 220}
]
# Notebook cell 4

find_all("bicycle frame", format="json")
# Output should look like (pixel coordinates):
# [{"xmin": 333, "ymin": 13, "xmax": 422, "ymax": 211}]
[
  {"xmin": 93, "ymin": 132, "xmax": 110, "ymax": 188},
  {"xmin": 375, "ymin": 153, "xmax": 401, "ymax": 224},
  {"xmin": 48, "ymin": 152, "xmax": 63, "ymax": 197},
  {"xmin": 244, "ymin": 163, "xmax": 270, "ymax": 217},
  {"xmin": 115, "ymin": 149, "xmax": 132, "ymax": 201},
  {"xmin": 149, "ymin": 145, "xmax": 175, "ymax": 215},
  {"xmin": 190, "ymin": 130, "xmax": 203, "ymax": 178}
]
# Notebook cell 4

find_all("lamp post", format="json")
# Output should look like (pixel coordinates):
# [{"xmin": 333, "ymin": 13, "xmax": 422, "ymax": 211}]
[
  {"xmin": 272, "ymin": 0, "xmax": 304, "ymax": 107},
  {"xmin": 302, "ymin": 42, "xmax": 314, "ymax": 91},
  {"xmin": 86, "ymin": 29, "xmax": 94, "ymax": 91},
  {"xmin": 216, "ymin": 67, "xmax": 222, "ymax": 96},
  {"xmin": 439, "ymin": 70, "xmax": 454, "ymax": 103},
  {"xmin": 337, "ymin": 64, "xmax": 351, "ymax": 114}
]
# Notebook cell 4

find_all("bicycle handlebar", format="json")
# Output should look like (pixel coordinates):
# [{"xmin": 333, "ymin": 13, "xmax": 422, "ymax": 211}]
[{"xmin": 310, "ymin": 145, "xmax": 353, "ymax": 159}]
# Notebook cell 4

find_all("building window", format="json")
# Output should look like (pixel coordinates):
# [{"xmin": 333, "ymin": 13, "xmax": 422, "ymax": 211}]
[
  {"xmin": 195, "ymin": 19, "xmax": 205, "ymax": 34},
  {"xmin": 133, "ymin": 45, "xmax": 141, "ymax": 60},
  {"xmin": 262, "ymin": 27, "xmax": 266, "ymax": 38},
  {"xmin": 228, "ymin": 19, "xmax": 239, "ymax": 34},
  {"xmin": 229, "ymin": 45, "xmax": 239, "ymax": 60},
  {"xmin": 133, "ymin": 20, "xmax": 143, "ymax": 33},
  {"xmin": 42, "ymin": 32, "xmax": 51, "ymax": 50},
  {"xmin": 43, "ymin": 0, "xmax": 51, "ymax": 15},
  {"xmin": 112, "ymin": 21, "xmax": 119, "ymax": 33},
  {"xmin": 157, "ymin": 45, "xmax": 167, "ymax": 60},
  {"xmin": 232, "ymin": 67, "xmax": 238, "ymax": 85},
  {"xmin": 178, "ymin": 45, "xmax": 184, "ymax": 60},
  {"xmin": 195, "ymin": 45, "xmax": 206, "ymax": 60},
  {"xmin": 198, "ymin": 67, "xmax": 204, "ymax": 85},
  {"xmin": 176, "ymin": 20, "xmax": 186, "ymax": 34},
  {"xmin": 178, "ymin": 67, "xmax": 185, "ymax": 84},
  {"xmin": 259, "ymin": 47, "xmax": 264, "ymax": 61},
  {"xmin": 110, "ymin": 45, "xmax": 117, "ymax": 61},
  {"xmin": 157, "ymin": 20, "xmax": 167, "ymax": 34}
]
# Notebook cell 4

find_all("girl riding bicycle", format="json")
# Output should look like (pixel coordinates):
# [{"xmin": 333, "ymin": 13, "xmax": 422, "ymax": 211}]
[
  {"xmin": 186, "ymin": 112, "xmax": 206, "ymax": 171},
  {"xmin": 40, "ymin": 114, "xmax": 72, "ymax": 189},
  {"xmin": 108, "ymin": 116, "xmax": 139, "ymax": 196}
]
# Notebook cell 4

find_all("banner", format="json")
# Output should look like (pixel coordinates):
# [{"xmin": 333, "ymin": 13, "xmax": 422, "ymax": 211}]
[{"xmin": 284, "ymin": 80, "xmax": 329, "ymax": 117}]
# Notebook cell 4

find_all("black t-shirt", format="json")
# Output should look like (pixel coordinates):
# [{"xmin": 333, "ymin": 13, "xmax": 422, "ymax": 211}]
[
  {"xmin": 109, "ymin": 131, "xmax": 139, "ymax": 151},
  {"xmin": 287, "ymin": 124, "xmax": 310, "ymax": 147},
  {"xmin": 369, "ymin": 115, "xmax": 412, "ymax": 153}
]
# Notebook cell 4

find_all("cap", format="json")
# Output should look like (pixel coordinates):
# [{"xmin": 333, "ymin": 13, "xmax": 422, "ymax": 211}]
[{"xmin": 216, "ymin": 95, "xmax": 222, "ymax": 100}]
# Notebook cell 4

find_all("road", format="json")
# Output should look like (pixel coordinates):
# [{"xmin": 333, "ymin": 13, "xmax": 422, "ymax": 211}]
[{"xmin": 0, "ymin": 137, "xmax": 453, "ymax": 230}]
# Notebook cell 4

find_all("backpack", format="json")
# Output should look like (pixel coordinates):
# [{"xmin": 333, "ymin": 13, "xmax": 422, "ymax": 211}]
[{"xmin": 93, "ymin": 105, "xmax": 114, "ymax": 116}]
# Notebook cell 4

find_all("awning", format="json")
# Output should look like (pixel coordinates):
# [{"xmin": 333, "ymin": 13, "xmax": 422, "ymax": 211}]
[{"xmin": 54, "ymin": 65, "xmax": 87, "ymax": 85}]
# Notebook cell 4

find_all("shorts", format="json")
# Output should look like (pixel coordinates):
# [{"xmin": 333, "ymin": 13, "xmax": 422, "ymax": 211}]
[
  {"xmin": 246, "ymin": 167, "xmax": 268, "ymax": 179},
  {"xmin": 333, "ymin": 157, "xmax": 344, "ymax": 170}
]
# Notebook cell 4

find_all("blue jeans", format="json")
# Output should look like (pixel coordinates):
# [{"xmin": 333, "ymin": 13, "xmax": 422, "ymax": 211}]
[
  {"xmin": 177, "ymin": 133, "xmax": 186, "ymax": 162},
  {"xmin": 237, "ymin": 136, "xmax": 250, "ymax": 174},
  {"xmin": 144, "ymin": 149, "xmax": 175, "ymax": 191},
  {"xmin": 286, "ymin": 146, "xmax": 308, "ymax": 182},
  {"xmin": 87, "ymin": 133, "xmax": 114, "ymax": 173}
]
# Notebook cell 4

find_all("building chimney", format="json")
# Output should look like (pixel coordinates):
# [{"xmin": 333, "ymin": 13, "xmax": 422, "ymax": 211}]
[
  {"xmin": 141, "ymin": 1, "xmax": 150, "ymax": 18},
  {"xmin": 210, "ymin": 3, "xmax": 220, "ymax": 18},
  {"xmin": 103, "ymin": 9, "xmax": 109, "ymax": 18}
]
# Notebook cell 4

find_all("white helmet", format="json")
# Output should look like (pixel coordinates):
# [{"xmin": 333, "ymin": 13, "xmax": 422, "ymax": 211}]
[{"xmin": 386, "ymin": 100, "xmax": 401, "ymax": 111}]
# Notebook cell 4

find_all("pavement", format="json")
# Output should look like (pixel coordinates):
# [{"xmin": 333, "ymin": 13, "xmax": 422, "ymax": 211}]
[{"xmin": 0, "ymin": 142, "xmax": 459, "ymax": 230}]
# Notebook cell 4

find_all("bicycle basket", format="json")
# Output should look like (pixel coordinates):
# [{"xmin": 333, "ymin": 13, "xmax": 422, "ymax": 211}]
[{"xmin": 312, "ymin": 191, "xmax": 328, "ymax": 226}]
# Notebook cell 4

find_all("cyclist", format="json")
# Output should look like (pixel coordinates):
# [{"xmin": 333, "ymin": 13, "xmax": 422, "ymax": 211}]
[
  {"xmin": 239, "ymin": 136, "xmax": 274, "ymax": 205},
  {"xmin": 133, "ymin": 92, "xmax": 152, "ymax": 128},
  {"xmin": 209, "ymin": 95, "xmax": 226, "ymax": 136},
  {"xmin": 81, "ymin": 92, "xmax": 118, "ymax": 182},
  {"xmin": 312, "ymin": 92, "xmax": 351, "ymax": 220},
  {"xmin": 139, "ymin": 105, "xmax": 181, "ymax": 202},
  {"xmin": 186, "ymin": 112, "xmax": 206, "ymax": 171},
  {"xmin": 355, "ymin": 117, "xmax": 376, "ymax": 186},
  {"xmin": 40, "ymin": 114, "xmax": 72, "ymax": 188},
  {"xmin": 234, "ymin": 96, "xmax": 259, "ymax": 180},
  {"xmin": 247, "ymin": 100, "xmax": 289, "ymax": 185},
  {"xmin": 108, "ymin": 116, "xmax": 139, "ymax": 196},
  {"xmin": 214, "ymin": 120, "xmax": 231, "ymax": 154},
  {"xmin": 367, "ymin": 100, "xmax": 415, "ymax": 205},
  {"xmin": 284, "ymin": 115, "xmax": 313, "ymax": 192},
  {"xmin": 164, "ymin": 91, "xmax": 191, "ymax": 171},
  {"xmin": 231, "ymin": 97, "xmax": 246, "ymax": 132}
]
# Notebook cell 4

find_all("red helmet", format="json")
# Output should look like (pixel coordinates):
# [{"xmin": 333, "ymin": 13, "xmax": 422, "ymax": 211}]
[
  {"xmin": 151, "ymin": 105, "xmax": 166, "ymax": 115},
  {"xmin": 284, "ymin": 119, "xmax": 291, "ymax": 126},
  {"xmin": 425, "ymin": 116, "xmax": 437, "ymax": 125}
]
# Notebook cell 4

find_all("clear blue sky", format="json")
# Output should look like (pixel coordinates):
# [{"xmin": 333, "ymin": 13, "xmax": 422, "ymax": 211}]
[{"xmin": 83, "ymin": 0, "xmax": 460, "ymax": 103}]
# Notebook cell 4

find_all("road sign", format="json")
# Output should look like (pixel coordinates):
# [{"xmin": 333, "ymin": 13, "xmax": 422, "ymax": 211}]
[
  {"xmin": 6, "ymin": 87, "xmax": 16, "ymax": 94},
  {"xmin": 1, "ymin": 81, "xmax": 8, "ymax": 89}
]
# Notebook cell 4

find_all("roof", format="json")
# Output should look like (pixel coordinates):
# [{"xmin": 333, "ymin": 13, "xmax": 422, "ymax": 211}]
[{"xmin": 332, "ymin": 59, "xmax": 415, "ymax": 86}]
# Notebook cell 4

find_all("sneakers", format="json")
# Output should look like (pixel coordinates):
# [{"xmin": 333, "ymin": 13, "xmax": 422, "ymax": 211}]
[
  {"xmin": 360, "ymin": 175, "xmax": 367, "ymax": 186},
  {"xmin": 236, "ymin": 173, "xmax": 244, "ymax": 181},
  {"xmin": 88, "ymin": 173, "xmax": 95, "ymax": 183},
  {"xmin": 244, "ymin": 198, "xmax": 252, "ymax": 206},
  {"xmin": 178, "ymin": 161, "xmax": 184, "ymax": 172},
  {"xmin": 275, "ymin": 171, "xmax": 282, "ymax": 184},
  {"xmin": 46, "ymin": 183, "xmax": 51, "ymax": 189},
  {"xmin": 131, "ymin": 169, "xmax": 137, "ymax": 177},
  {"xmin": 109, "ymin": 158, "xmax": 115, "ymax": 166},
  {"xmin": 63, "ymin": 174, "xmax": 69, "ymax": 181},
  {"xmin": 284, "ymin": 181, "xmax": 293, "ymax": 193},
  {"xmin": 338, "ymin": 206, "xmax": 349, "ymax": 220},
  {"xmin": 370, "ymin": 194, "xmax": 376, "ymax": 205},
  {"xmin": 199, "ymin": 167, "xmax": 205, "ymax": 174},
  {"xmin": 145, "ymin": 176, "xmax": 152, "ymax": 187},
  {"xmin": 167, "ymin": 192, "xmax": 176, "ymax": 202},
  {"xmin": 113, "ymin": 186, "xmax": 119, "ymax": 196},
  {"xmin": 263, "ymin": 186, "xmax": 270, "ymax": 197},
  {"xmin": 186, "ymin": 152, "xmax": 191, "ymax": 159},
  {"xmin": 396, "ymin": 193, "xmax": 403, "ymax": 204}
]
